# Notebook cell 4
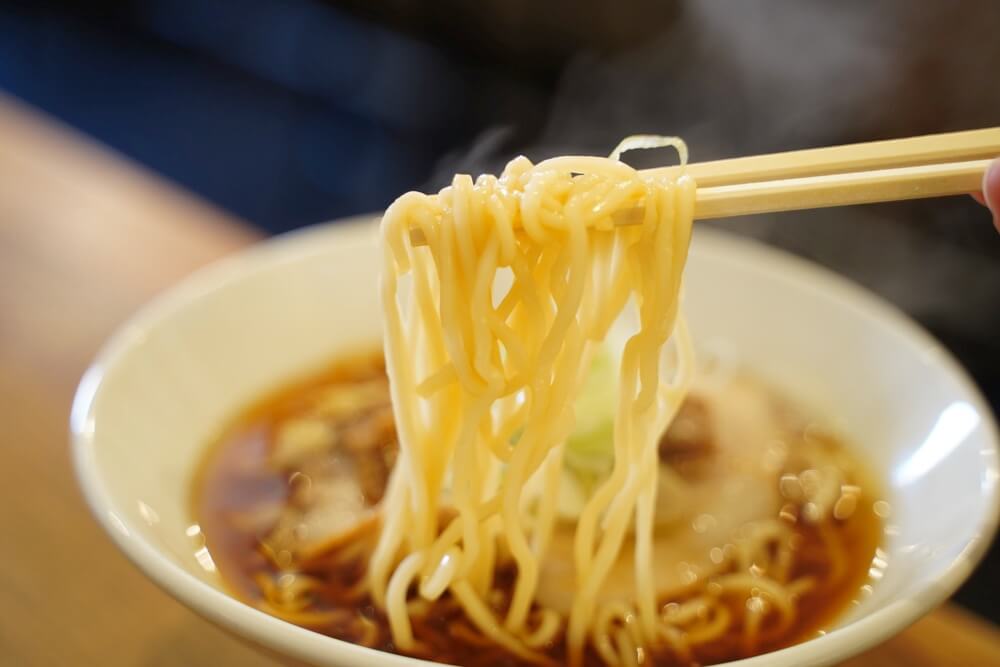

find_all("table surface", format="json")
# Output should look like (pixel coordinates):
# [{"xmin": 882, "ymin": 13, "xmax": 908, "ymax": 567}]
[{"xmin": 1, "ymin": 94, "xmax": 998, "ymax": 667}]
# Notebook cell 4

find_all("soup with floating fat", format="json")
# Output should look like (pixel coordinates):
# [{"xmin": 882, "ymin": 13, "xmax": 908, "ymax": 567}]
[{"xmin": 194, "ymin": 353, "xmax": 884, "ymax": 666}]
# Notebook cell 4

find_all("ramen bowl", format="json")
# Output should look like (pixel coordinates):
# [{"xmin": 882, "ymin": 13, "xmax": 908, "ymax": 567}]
[{"xmin": 71, "ymin": 218, "xmax": 999, "ymax": 667}]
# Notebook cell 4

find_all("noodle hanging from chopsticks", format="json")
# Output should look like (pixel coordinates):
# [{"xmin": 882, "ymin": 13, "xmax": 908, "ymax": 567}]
[{"xmin": 373, "ymin": 138, "xmax": 697, "ymax": 665}]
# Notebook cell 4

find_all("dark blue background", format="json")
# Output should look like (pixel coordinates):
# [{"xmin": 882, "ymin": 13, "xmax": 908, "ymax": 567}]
[{"xmin": 0, "ymin": 0, "xmax": 546, "ymax": 232}]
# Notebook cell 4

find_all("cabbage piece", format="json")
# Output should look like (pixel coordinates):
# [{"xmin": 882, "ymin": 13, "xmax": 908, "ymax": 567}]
[{"xmin": 565, "ymin": 345, "xmax": 617, "ymax": 477}]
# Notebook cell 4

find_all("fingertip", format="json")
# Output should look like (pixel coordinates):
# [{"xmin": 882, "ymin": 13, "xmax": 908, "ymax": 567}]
[
  {"xmin": 985, "ymin": 159, "xmax": 1000, "ymax": 233},
  {"xmin": 984, "ymin": 158, "xmax": 1000, "ymax": 211}
]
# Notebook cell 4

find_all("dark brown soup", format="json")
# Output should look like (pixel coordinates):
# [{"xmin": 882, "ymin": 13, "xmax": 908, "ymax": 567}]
[{"xmin": 193, "ymin": 353, "xmax": 884, "ymax": 666}]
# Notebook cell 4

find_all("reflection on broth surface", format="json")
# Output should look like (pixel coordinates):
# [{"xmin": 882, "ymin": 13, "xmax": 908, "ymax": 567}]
[{"xmin": 194, "ymin": 353, "xmax": 884, "ymax": 666}]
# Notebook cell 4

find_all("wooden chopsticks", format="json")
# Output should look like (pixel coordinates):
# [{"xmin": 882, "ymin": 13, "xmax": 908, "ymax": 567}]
[
  {"xmin": 693, "ymin": 158, "xmax": 992, "ymax": 219},
  {"xmin": 647, "ymin": 127, "xmax": 1000, "ymax": 187},
  {"xmin": 407, "ymin": 127, "xmax": 999, "ymax": 244},
  {"xmin": 673, "ymin": 127, "xmax": 999, "ymax": 219}
]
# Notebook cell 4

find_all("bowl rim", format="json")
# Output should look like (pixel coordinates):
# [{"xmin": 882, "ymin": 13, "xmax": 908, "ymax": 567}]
[{"xmin": 70, "ymin": 218, "xmax": 1000, "ymax": 667}]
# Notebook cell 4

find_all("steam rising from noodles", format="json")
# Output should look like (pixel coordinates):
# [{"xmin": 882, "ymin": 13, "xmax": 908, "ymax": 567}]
[{"xmin": 374, "ymin": 138, "xmax": 697, "ymax": 665}]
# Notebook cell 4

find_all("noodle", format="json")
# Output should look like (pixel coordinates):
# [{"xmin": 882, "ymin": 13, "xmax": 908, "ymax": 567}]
[{"xmin": 373, "ymin": 138, "xmax": 697, "ymax": 664}]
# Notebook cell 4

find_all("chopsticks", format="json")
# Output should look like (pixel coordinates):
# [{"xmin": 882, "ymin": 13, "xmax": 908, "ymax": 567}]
[
  {"xmin": 647, "ymin": 127, "xmax": 1000, "ymax": 186},
  {"xmin": 694, "ymin": 158, "xmax": 991, "ymax": 220},
  {"xmin": 408, "ymin": 127, "xmax": 999, "ymax": 244},
  {"xmin": 664, "ymin": 127, "xmax": 1000, "ymax": 220}
]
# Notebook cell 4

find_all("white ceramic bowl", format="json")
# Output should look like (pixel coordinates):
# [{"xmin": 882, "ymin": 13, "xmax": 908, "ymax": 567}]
[{"xmin": 72, "ymin": 219, "xmax": 999, "ymax": 667}]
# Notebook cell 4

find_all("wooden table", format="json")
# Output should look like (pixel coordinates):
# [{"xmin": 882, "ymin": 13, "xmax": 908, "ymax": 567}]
[{"xmin": 0, "ymin": 94, "xmax": 997, "ymax": 666}]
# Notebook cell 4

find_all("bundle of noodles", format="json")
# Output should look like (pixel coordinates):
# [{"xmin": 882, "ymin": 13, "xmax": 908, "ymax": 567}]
[{"xmin": 372, "ymin": 137, "xmax": 696, "ymax": 665}]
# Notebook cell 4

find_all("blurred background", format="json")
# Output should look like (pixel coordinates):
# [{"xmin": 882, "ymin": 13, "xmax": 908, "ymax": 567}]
[{"xmin": 2, "ymin": 0, "xmax": 998, "ymax": 622}]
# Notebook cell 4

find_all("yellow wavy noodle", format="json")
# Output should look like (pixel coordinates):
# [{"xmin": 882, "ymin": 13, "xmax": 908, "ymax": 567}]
[{"xmin": 374, "ymin": 139, "xmax": 699, "ymax": 665}]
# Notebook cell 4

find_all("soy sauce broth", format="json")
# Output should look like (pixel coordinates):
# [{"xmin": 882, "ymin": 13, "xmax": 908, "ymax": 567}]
[{"xmin": 193, "ymin": 353, "xmax": 884, "ymax": 666}]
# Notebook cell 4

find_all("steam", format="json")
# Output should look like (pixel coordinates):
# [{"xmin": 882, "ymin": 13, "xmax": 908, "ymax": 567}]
[{"xmin": 432, "ymin": 0, "xmax": 1000, "ymax": 338}]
